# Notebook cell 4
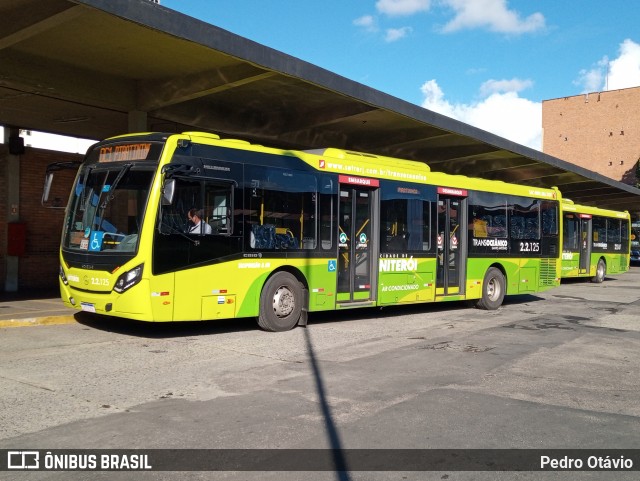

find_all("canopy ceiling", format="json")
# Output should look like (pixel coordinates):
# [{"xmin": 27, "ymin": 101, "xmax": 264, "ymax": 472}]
[{"xmin": 2, "ymin": 0, "xmax": 639, "ymax": 213}]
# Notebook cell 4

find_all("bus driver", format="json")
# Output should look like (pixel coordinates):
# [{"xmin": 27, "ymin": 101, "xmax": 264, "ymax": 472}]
[{"xmin": 187, "ymin": 208, "xmax": 213, "ymax": 235}]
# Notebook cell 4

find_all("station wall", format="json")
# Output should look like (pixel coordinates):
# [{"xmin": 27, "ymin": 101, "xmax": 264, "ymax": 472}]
[{"xmin": 0, "ymin": 145, "xmax": 80, "ymax": 291}]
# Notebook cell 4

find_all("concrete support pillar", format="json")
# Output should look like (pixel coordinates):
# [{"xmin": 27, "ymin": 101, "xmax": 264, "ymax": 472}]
[
  {"xmin": 4, "ymin": 127, "xmax": 21, "ymax": 292},
  {"xmin": 128, "ymin": 110, "xmax": 148, "ymax": 133}
]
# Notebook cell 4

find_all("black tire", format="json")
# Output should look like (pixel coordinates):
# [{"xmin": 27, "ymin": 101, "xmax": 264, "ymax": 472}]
[
  {"xmin": 591, "ymin": 258, "xmax": 606, "ymax": 283},
  {"xmin": 476, "ymin": 267, "xmax": 506, "ymax": 310},
  {"xmin": 258, "ymin": 272, "xmax": 303, "ymax": 332}
]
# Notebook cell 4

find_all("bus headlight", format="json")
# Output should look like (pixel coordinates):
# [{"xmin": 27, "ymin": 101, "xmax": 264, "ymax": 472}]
[
  {"xmin": 60, "ymin": 265, "xmax": 68, "ymax": 285},
  {"xmin": 113, "ymin": 264, "xmax": 144, "ymax": 293}
]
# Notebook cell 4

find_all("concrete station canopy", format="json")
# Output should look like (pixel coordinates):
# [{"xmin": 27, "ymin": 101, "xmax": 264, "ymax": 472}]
[{"xmin": 2, "ymin": 0, "xmax": 640, "ymax": 212}]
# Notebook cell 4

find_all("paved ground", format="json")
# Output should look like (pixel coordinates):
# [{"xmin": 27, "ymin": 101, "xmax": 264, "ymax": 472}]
[{"xmin": 1, "ymin": 267, "xmax": 640, "ymax": 480}]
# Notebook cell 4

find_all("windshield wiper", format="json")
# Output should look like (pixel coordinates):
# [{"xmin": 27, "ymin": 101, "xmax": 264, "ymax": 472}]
[
  {"xmin": 95, "ymin": 163, "xmax": 132, "ymax": 232},
  {"xmin": 100, "ymin": 163, "xmax": 132, "ymax": 210},
  {"xmin": 79, "ymin": 165, "xmax": 93, "ymax": 212}
]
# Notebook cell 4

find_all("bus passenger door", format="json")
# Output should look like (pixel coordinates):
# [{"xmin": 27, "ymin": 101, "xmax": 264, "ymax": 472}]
[
  {"xmin": 579, "ymin": 217, "xmax": 592, "ymax": 273},
  {"xmin": 337, "ymin": 185, "xmax": 377, "ymax": 303},
  {"xmin": 436, "ymin": 194, "xmax": 466, "ymax": 296}
]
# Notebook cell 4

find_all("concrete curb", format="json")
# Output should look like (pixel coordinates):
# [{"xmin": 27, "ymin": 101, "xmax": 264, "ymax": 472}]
[{"xmin": 0, "ymin": 315, "xmax": 78, "ymax": 329}]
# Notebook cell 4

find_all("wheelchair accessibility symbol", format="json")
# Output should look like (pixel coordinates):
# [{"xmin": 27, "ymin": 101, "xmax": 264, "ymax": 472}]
[
  {"xmin": 328, "ymin": 260, "xmax": 337, "ymax": 272},
  {"xmin": 89, "ymin": 231, "xmax": 104, "ymax": 252}
]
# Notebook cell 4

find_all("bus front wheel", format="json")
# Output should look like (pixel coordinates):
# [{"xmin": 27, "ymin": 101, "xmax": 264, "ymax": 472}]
[
  {"xmin": 476, "ymin": 267, "xmax": 505, "ymax": 310},
  {"xmin": 258, "ymin": 272, "xmax": 303, "ymax": 332},
  {"xmin": 591, "ymin": 259, "xmax": 606, "ymax": 283}
]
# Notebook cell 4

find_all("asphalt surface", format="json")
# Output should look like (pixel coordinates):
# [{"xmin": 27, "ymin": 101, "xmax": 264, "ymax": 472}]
[{"xmin": 1, "ymin": 267, "xmax": 640, "ymax": 480}]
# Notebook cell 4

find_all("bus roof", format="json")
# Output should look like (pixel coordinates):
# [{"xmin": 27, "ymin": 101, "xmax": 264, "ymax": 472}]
[
  {"xmin": 562, "ymin": 199, "xmax": 630, "ymax": 220},
  {"xmin": 105, "ymin": 131, "xmax": 561, "ymax": 201},
  {"xmin": 297, "ymin": 146, "xmax": 559, "ymax": 201}
]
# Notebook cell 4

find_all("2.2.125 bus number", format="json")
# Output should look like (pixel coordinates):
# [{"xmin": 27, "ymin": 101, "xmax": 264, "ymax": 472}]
[{"xmin": 519, "ymin": 241, "xmax": 540, "ymax": 253}]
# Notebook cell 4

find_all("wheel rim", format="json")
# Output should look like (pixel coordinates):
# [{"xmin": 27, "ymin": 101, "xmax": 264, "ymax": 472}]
[
  {"xmin": 598, "ymin": 262, "xmax": 605, "ymax": 279},
  {"xmin": 487, "ymin": 277, "xmax": 501, "ymax": 301},
  {"xmin": 272, "ymin": 285, "xmax": 295, "ymax": 318}
]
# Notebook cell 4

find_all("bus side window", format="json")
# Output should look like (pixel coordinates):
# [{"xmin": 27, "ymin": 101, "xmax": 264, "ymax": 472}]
[
  {"xmin": 379, "ymin": 183, "xmax": 431, "ymax": 253},
  {"xmin": 593, "ymin": 217, "xmax": 607, "ymax": 242},
  {"xmin": 563, "ymin": 214, "xmax": 579, "ymax": 250},
  {"xmin": 205, "ymin": 184, "xmax": 233, "ymax": 235},
  {"xmin": 621, "ymin": 220, "xmax": 629, "ymax": 244},
  {"xmin": 541, "ymin": 201, "xmax": 558, "ymax": 236},
  {"xmin": 319, "ymin": 192, "xmax": 333, "ymax": 250},
  {"xmin": 509, "ymin": 199, "xmax": 540, "ymax": 240},
  {"xmin": 607, "ymin": 219, "xmax": 621, "ymax": 244},
  {"xmin": 468, "ymin": 192, "xmax": 508, "ymax": 240},
  {"xmin": 244, "ymin": 167, "xmax": 317, "ymax": 250}
]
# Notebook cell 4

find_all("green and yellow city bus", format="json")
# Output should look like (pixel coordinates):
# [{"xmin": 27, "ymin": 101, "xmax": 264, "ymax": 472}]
[
  {"xmin": 48, "ymin": 132, "xmax": 563, "ymax": 331},
  {"xmin": 561, "ymin": 199, "xmax": 630, "ymax": 282}
]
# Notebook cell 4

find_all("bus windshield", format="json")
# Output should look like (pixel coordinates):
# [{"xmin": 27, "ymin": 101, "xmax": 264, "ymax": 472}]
[{"xmin": 62, "ymin": 165, "xmax": 155, "ymax": 253}]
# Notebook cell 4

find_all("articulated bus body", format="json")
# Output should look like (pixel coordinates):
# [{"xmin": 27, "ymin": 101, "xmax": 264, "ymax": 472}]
[
  {"xmin": 56, "ymin": 132, "xmax": 562, "ymax": 331},
  {"xmin": 560, "ymin": 200, "xmax": 630, "ymax": 282}
]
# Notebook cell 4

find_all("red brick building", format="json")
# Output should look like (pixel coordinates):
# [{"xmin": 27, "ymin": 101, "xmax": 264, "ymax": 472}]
[
  {"xmin": 542, "ymin": 86, "xmax": 640, "ymax": 187},
  {"xmin": 1, "ymin": 142, "xmax": 80, "ymax": 292}
]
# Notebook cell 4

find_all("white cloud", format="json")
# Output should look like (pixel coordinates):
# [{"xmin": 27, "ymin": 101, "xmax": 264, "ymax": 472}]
[
  {"xmin": 441, "ymin": 0, "xmax": 545, "ymax": 34},
  {"xmin": 421, "ymin": 80, "xmax": 450, "ymax": 113},
  {"xmin": 354, "ymin": 15, "xmax": 377, "ymax": 32},
  {"xmin": 479, "ymin": 78, "xmax": 533, "ymax": 97},
  {"xmin": 575, "ymin": 39, "xmax": 640, "ymax": 92},
  {"xmin": 376, "ymin": 0, "xmax": 431, "ymax": 16},
  {"xmin": 354, "ymin": 13, "xmax": 411, "ymax": 42},
  {"xmin": 575, "ymin": 60, "xmax": 607, "ymax": 93},
  {"xmin": 420, "ymin": 78, "xmax": 542, "ymax": 150},
  {"xmin": 607, "ymin": 39, "xmax": 640, "ymax": 90},
  {"xmin": 385, "ymin": 26, "xmax": 413, "ymax": 42},
  {"xmin": 359, "ymin": 0, "xmax": 544, "ymax": 43}
]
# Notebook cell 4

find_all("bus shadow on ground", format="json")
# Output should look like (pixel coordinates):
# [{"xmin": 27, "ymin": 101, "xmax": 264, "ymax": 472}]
[
  {"xmin": 559, "ymin": 276, "xmax": 616, "ymax": 285},
  {"xmin": 309, "ymin": 294, "xmax": 544, "ymax": 327},
  {"xmin": 74, "ymin": 311, "xmax": 257, "ymax": 338},
  {"xmin": 74, "ymin": 294, "xmax": 545, "ymax": 338}
]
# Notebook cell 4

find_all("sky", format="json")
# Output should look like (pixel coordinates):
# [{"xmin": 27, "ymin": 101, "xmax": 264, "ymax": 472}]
[
  {"xmin": 4, "ymin": 0, "xmax": 640, "ymax": 153},
  {"xmin": 156, "ymin": 0, "xmax": 640, "ymax": 152}
]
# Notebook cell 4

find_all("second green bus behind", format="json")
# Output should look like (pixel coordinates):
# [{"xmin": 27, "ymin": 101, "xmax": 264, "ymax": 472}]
[{"xmin": 561, "ymin": 199, "xmax": 630, "ymax": 282}]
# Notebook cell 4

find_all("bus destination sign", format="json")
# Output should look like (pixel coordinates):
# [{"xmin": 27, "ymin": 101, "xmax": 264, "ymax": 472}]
[{"xmin": 98, "ymin": 143, "xmax": 152, "ymax": 163}]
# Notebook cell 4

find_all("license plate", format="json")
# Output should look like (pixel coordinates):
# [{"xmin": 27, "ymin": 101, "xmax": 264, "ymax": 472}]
[{"xmin": 80, "ymin": 302, "xmax": 96, "ymax": 313}]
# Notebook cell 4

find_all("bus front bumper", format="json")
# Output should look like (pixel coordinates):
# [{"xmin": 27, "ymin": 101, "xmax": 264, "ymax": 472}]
[{"xmin": 60, "ymin": 280, "xmax": 152, "ymax": 321}]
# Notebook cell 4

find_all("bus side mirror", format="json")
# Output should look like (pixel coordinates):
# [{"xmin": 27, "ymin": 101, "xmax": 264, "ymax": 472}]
[
  {"xmin": 42, "ymin": 172, "xmax": 54, "ymax": 204},
  {"xmin": 42, "ymin": 160, "xmax": 81, "ymax": 209},
  {"xmin": 162, "ymin": 179, "xmax": 176, "ymax": 205},
  {"xmin": 41, "ymin": 171, "xmax": 66, "ymax": 209}
]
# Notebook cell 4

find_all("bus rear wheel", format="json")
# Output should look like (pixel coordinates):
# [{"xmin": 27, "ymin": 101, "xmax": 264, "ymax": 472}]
[
  {"xmin": 258, "ymin": 272, "xmax": 303, "ymax": 332},
  {"xmin": 591, "ymin": 258, "xmax": 606, "ymax": 283},
  {"xmin": 476, "ymin": 267, "xmax": 505, "ymax": 310}
]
